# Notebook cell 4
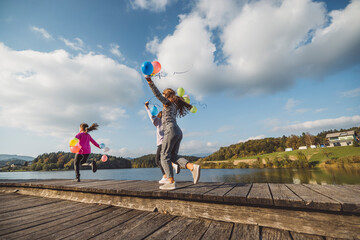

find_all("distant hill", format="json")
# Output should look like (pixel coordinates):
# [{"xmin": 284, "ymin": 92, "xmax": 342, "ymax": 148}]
[
  {"xmin": 0, "ymin": 154, "xmax": 34, "ymax": 161},
  {"xmin": 132, "ymin": 154, "xmax": 200, "ymax": 168},
  {"xmin": 202, "ymin": 126, "xmax": 360, "ymax": 162},
  {"xmin": 0, "ymin": 154, "xmax": 34, "ymax": 168}
]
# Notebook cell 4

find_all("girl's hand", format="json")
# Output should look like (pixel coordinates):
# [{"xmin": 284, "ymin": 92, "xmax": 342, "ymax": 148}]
[
  {"xmin": 145, "ymin": 75, "xmax": 152, "ymax": 83},
  {"xmin": 145, "ymin": 101, "xmax": 149, "ymax": 108}
]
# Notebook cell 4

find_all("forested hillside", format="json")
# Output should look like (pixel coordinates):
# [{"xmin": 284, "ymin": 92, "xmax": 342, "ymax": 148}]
[
  {"xmin": 132, "ymin": 154, "xmax": 200, "ymax": 168},
  {"xmin": 28, "ymin": 152, "xmax": 131, "ymax": 171},
  {"xmin": 202, "ymin": 127, "xmax": 360, "ymax": 161}
]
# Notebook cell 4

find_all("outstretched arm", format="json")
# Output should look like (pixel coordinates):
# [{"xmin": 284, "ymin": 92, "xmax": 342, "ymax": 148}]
[
  {"xmin": 146, "ymin": 76, "xmax": 170, "ymax": 106},
  {"xmin": 89, "ymin": 136, "xmax": 100, "ymax": 149}
]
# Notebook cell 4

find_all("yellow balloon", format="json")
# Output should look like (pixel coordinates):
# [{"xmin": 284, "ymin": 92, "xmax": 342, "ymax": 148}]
[
  {"xmin": 183, "ymin": 97, "xmax": 190, "ymax": 104},
  {"xmin": 190, "ymin": 106, "xmax": 197, "ymax": 113},
  {"xmin": 69, "ymin": 138, "xmax": 79, "ymax": 147},
  {"xmin": 177, "ymin": 88, "xmax": 185, "ymax": 97}
]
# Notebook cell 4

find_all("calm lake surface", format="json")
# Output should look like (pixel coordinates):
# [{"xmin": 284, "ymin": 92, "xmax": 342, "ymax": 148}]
[{"xmin": 1, "ymin": 168, "xmax": 359, "ymax": 184}]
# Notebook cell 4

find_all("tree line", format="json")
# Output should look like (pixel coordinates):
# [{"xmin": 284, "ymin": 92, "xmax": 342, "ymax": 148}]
[
  {"xmin": 202, "ymin": 127, "xmax": 360, "ymax": 162},
  {"xmin": 131, "ymin": 154, "xmax": 199, "ymax": 168},
  {"xmin": 28, "ymin": 152, "xmax": 131, "ymax": 171}
]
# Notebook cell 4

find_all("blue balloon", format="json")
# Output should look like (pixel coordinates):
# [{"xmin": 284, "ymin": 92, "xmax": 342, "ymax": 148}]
[
  {"xmin": 151, "ymin": 106, "xmax": 158, "ymax": 116},
  {"xmin": 99, "ymin": 143, "xmax": 105, "ymax": 149},
  {"xmin": 141, "ymin": 61, "xmax": 154, "ymax": 75}
]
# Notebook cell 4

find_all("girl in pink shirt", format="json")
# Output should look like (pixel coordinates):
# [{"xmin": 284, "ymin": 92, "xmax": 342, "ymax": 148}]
[{"xmin": 73, "ymin": 123, "xmax": 100, "ymax": 182}]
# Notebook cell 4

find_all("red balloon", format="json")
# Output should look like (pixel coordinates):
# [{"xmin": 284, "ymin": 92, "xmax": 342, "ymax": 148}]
[
  {"xmin": 101, "ymin": 155, "xmax": 108, "ymax": 162},
  {"xmin": 151, "ymin": 61, "xmax": 161, "ymax": 75},
  {"xmin": 70, "ymin": 145, "xmax": 80, "ymax": 153}
]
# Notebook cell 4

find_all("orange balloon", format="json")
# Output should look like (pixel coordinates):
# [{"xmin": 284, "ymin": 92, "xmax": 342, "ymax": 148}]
[
  {"xmin": 70, "ymin": 145, "xmax": 81, "ymax": 153},
  {"xmin": 151, "ymin": 61, "xmax": 161, "ymax": 75}
]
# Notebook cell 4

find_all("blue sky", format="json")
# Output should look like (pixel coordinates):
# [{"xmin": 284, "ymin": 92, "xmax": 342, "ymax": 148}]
[{"xmin": 0, "ymin": 0, "xmax": 359, "ymax": 158}]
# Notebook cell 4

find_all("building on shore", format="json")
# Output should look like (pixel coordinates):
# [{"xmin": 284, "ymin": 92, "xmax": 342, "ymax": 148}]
[{"xmin": 325, "ymin": 130, "xmax": 358, "ymax": 147}]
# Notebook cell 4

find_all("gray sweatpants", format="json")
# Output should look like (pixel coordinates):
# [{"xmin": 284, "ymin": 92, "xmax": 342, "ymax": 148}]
[{"xmin": 161, "ymin": 125, "xmax": 189, "ymax": 178}]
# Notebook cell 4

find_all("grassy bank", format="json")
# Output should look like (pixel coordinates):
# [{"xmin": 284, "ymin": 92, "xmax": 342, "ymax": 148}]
[{"xmin": 199, "ymin": 146, "xmax": 360, "ymax": 169}]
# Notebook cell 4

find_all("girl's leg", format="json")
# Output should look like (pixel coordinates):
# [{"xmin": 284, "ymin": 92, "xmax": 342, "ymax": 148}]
[
  {"xmin": 80, "ymin": 154, "xmax": 90, "ymax": 166},
  {"xmin": 161, "ymin": 127, "xmax": 180, "ymax": 182},
  {"xmin": 74, "ymin": 154, "xmax": 82, "ymax": 180},
  {"xmin": 156, "ymin": 145, "xmax": 166, "ymax": 176}
]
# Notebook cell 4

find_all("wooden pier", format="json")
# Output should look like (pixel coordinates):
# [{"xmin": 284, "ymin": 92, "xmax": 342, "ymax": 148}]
[{"xmin": 0, "ymin": 179, "xmax": 359, "ymax": 239}]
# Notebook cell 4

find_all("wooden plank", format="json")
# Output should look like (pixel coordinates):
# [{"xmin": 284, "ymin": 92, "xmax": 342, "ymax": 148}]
[
  {"xmin": 290, "ymin": 231, "xmax": 325, "ymax": 240},
  {"xmin": 90, "ymin": 211, "xmax": 154, "ymax": 239},
  {"xmin": 304, "ymin": 184, "xmax": 360, "ymax": 213},
  {"xmin": 145, "ymin": 216, "xmax": 195, "ymax": 240},
  {"xmin": 114, "ymin": 212, "xmax": 176, "ymax": 239},
  {"xmin": 0, "ymin": 196, "xmax": 62, "ymax": 214},
  {"xmin": 223, "ymin": 183, "xmax": 252, "ymax": 204},
  {"xmin": 202, "ymin": 183, "xmax": 237, "ymax": 202},
  {"xmin": 0, "ymin": 201, "xmax": 82, "ymax": 230},
  {"xmin": 167, "ymin": 182, "xmax": 224, "ymax": 201},
  {"xmin": 286, "ymin": 184, "xmax": 341, "ymax": 211},
  {"xmin": 247, "ymin": 183, "xmax": 273, "ymax": 206},
  {"xmin": 171, "ymin": 218, "xmax": 212, "ymax": 240},
  {"xmin": 343, "ymin": 185, "xmax": 360, "ymax": 193},
  {"xmin": 269, "ymin": 184, "xmax": 304, "ymax": 208},
  {"xmin": 0, "ymin": 200, "xmax": 79, "ymax": 222},
  {"xmin": 61, "ymin": 209, "xmax": 148, "ymax": 240},
  {"xmin": 201, "ymin": 220, "xmax": 233, "ymax": 240},
  {"xmin": 23, "ymin": 207, "xmax": 133, "ymax": 240},
  {"xmin": 1, "ymin": 204, "xmax": 110, "ymax": 239},
  {"xmin": 152, "ymin": 181, "xmax": 195, "ymax": 198},
  {"xmin": 262, "ymin": 227, "xmax": 292, "ymax": 240},
  {"xmin": 231, "ymin": 224, "xmax": 260, "ymax": 240}
]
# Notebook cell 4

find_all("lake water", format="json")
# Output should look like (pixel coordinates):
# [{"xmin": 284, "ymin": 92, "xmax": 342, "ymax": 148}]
[{"xmin": 1, "ymin": 168, "xmax": 359, "ymax": 184}]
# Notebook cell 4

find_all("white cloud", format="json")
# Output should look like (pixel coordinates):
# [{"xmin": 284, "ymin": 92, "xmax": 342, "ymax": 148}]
[
  {"xmin": 147, "ymin": 0, "xmax": 360, "ymax": 97},
  {"xmin": 179, "ymin": 140, "xmax": 219, "ymax": 156},
  {"xmin": 217, "ymin": 125, "xmax": 234, "ymax": 133},
  {"xmin": 59, "ymin": 37, "xmax": 85, "ymax": 51},
  {"xmin": 295, "ymin": 108, "xmax": 310, "ymax": 114},
  {"xmin": 239, "ymin": 134, "xmax": 266, "ymax": 143},
  {"xmin": 130, "ymin": 0, "xmax": 173, "ymax": 12},
  {"xmin": 341, "ymin": 88, "xmax": 360, "ymax": 98},
  {"xmin": 284, "ymin": 98, "xmax": 300, "ymax": 111},
  {"xmin": 272, "ymin": 115, "xmax": 360, "ymax": 133},
  {"xmin": 146, "ymin": 37, "xmax": 160, "ymax": 55},
  {"xmin": 31, "ymin": 26, "xmax": 53, "ymax": 39},
  {"xmin": 314, "ymin": 108, "xmax": 327, "ymax": 113},
  {"xmin": 110, "ymin": 43, "xmax": 125, "ymax": 61},
  {"xmin": 0, "ymin": 43, "xmax": 143, "ymax": 138}
]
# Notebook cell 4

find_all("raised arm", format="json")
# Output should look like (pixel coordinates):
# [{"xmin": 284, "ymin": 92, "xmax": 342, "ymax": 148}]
[{"xmin": 146, "ymin": 76, "xmax": 170, "ymax": 106}]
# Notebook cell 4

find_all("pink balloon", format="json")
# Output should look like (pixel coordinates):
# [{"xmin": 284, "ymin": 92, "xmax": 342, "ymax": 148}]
[
  {"xmin": 151, "ymin": 61, "xmax": 161, "ymax": 75},
  {"xmin": 101, "ymin": 155, "xmax": 108, "ymax": 162}
]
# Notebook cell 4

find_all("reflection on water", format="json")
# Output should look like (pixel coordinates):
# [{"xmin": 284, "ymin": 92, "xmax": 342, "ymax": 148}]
[{"xmin": 0, "ymin": 168, "xmax": 359, "ymax": 184}]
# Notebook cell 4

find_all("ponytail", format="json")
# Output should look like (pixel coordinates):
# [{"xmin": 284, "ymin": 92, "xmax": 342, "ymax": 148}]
[
  {"xmin": 163, "ymin": 88, "xmax": 192, "ymax": 118},
  {"xmin": 80, "ymin": 123, "xmax": 99, "ymax": 133}
]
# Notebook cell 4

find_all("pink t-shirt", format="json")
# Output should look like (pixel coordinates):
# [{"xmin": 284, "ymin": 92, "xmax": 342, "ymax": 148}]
[{"xmin": 75, "ymin": 132, "xmax": 100, "ymax": 154}]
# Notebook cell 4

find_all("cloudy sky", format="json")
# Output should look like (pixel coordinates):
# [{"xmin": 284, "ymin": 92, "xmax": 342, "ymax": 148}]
[{"xmin": 1, "ymin": 0, "xmax": 359, "ymax": 158}]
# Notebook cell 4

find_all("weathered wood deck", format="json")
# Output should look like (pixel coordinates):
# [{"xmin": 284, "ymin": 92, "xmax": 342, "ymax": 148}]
[{"xmin": 0, "ymin": 179, "xmax": 359, "ymax": 239}]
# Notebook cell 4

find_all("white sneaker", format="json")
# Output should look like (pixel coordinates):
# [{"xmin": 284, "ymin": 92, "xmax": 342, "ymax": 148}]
[
  {"xmin": 159, "ymin": 182, "xmax": 176, "ymax": 190},
  {"xmin": 191, "ymin": 164, "xmax": 201, "ymax": 184},
  {"xmin": 158, "ymin": 177, "xmax": 168, "ymax": 184},
  {"xmin": 172, "ymin": 163, "xmax": 180, "ymax": 174}
]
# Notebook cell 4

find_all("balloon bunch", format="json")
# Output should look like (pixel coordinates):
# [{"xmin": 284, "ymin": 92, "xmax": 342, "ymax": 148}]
[
  {"xmin": 177, "ymin": 87, "xmax": 197, "ymax": 113},
  {"xmin": 141, "ymin": 61, "xmax": 161, "ymax": 76},
  {"xmin": 99, "ymin": 143, "xmax": 109, "ymax": 162},
  {"xmin": 69, "ymin": 138, "xmax": 81, "ymax": 153}
]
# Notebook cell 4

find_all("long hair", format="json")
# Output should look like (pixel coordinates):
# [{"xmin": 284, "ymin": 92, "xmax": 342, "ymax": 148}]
[
  {"xmin": 163, "ymin": 88, "xmax": 192, "ymax": 117},
  {"xmin": 80, "ymin": 123, "xmax": 99, "ymax": 133}
]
